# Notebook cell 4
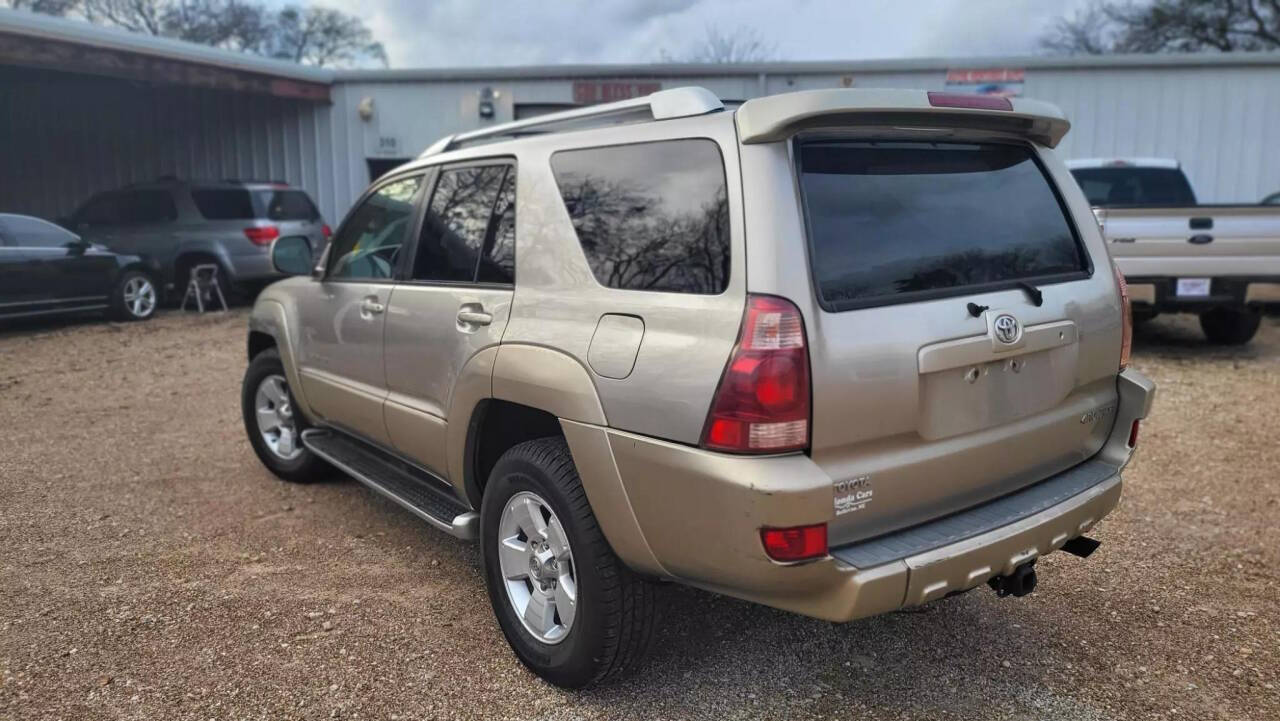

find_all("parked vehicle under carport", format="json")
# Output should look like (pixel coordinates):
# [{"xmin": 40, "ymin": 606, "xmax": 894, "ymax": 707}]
[
  {"xmin": 63, "ymin": 178, "xmax": 329, "ymax": 304},
  {"xmin": 0, "ymin": 213, "xmax": 158, "ymax": 322}
]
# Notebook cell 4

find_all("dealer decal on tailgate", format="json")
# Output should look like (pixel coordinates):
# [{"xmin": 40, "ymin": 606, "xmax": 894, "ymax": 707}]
[{"xmin": 835, "ymin": 475, "xmax": 874, "ymax": 516}]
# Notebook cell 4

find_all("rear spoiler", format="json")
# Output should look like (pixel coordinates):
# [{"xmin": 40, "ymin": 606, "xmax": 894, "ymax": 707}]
[{"xmin": 736, "ymin": 89, "xmax": 1071, "ymax": 148}]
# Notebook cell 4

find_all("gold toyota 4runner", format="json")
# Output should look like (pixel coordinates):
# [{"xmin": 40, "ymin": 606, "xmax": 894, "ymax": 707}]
[{"xmin": 241, "ymin": 87, "xmax": 1156, "ymax": 688}]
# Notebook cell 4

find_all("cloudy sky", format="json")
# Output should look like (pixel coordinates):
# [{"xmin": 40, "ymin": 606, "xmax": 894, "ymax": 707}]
[{"xmin": 350, "ymin": 0, "xmax": 1095, "ymax": 69}]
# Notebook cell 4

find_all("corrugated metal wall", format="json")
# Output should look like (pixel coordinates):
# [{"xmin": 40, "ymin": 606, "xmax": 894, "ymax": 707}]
[
  {"xmin": 7, "ymin": 58, "xmax": 1273, "ymax": 228},
  {"xmin": 327, "ymin": 58, "xmax": 1280, "ymax": 218},
  {"xmin": 0, "ymin": 66, "xmax": 332, "ymax": 221}
]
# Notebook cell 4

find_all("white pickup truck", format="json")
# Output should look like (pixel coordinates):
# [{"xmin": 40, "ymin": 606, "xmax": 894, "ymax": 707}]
[{"xmin": 1068, "ymin": 158, "xmax": 1280, "ymax": 344}]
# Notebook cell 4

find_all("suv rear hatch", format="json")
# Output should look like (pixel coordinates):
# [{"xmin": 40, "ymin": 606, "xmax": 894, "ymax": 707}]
[
  {"xmin": 191, "ymin": 185, "xmax": 327, "ymax": 253},
  {"xmin": 735, "ymin": 91, "xmax": 1125, "ymax": 547}
]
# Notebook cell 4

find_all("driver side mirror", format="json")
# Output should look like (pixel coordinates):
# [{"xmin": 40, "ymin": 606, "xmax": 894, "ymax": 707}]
[{"xmin": 270, "ymin": 235, "xmax": 314, "ymax": 276}]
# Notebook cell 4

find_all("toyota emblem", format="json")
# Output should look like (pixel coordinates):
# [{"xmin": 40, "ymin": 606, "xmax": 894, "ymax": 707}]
[{"xmin": 993, "ymin": 314, "xmax": 1021, "ymax": 345}]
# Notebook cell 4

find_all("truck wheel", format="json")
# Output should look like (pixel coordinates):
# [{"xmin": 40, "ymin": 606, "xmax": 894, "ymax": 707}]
[
  {"xmin": 1199, "ymin": 307, "xmax": 1261, "ymax": 345},
  {"xmin": 108, "ymin": 270, "xmax": 158, "ymax": 321},
  {"xmin": 480, "ymin": 437, "xmax": 656, "ymax": 688},
  {"xmin": 241, "ymin": 348, "xmax": 327, "ymax": 482}
]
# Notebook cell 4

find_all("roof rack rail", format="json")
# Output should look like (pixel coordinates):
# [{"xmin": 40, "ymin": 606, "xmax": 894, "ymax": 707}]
[
  {"xmin": 221, "ymin": 178, "xmax": 291, "ymax": 185},
  {"xmin": 420, "ymin": 86, "xmax": 723, "ymax": 157}
]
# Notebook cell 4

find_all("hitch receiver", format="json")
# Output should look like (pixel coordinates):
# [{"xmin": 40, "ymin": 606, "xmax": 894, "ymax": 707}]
[{"xmin": 988, "ymin": 560, "xmax": 1037, "ymax": 598}]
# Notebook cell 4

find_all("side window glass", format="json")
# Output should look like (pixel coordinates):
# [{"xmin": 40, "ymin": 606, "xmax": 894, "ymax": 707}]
[
  {"xmin": 477, "ymin": 169, "xmax": 515, "ymax": 284},
  {"xmin": 412, "ymin": 165, "xmax": 507, "ymax": 283},
  {"xmin": 550, "ymin": 139, "xmax": 730, "ymax": 295},
  {"xmin": 327, "ymin": 175, "xmax": 424, "ymax": 280},
  {"xmin": 0, "ymin": 215, "xmax": 78, "ymax": 248},
  {"xmin": 77, "ymin": 193, "xmax": 122, "ymax": 228}
]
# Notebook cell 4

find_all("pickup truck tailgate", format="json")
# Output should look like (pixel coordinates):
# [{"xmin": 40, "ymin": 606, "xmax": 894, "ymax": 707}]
[{"xmin": 1099, "ymin": 206, "xmax": 1280, "ymax": 277}]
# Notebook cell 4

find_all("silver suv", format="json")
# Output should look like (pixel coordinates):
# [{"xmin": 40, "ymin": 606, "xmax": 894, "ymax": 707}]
[
  {"xmin": 66, "ymin": 178, "xmax": 328, "ymax": 300},
  {"xmin": 240, "ymin": 87, "xmax": 1156, "ymax": 688}
]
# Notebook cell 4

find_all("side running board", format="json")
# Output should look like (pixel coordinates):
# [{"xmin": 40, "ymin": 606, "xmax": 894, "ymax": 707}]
[{"xmin": 300, "ymin": 428, "xmax": 479, "ymax": 541}]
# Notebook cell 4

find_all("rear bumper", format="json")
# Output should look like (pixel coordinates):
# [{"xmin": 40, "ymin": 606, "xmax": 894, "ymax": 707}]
[
  {"xmin": 1123, "ymin": 275, "xmax": 1280, "ymax": 313},
  {"xmin": 573, "ymin": 368, "xmax": 1155, "ymax": 622},
  {"xmin": 225, "ymin": 251, "xmax": 281, "ymax": 283}
]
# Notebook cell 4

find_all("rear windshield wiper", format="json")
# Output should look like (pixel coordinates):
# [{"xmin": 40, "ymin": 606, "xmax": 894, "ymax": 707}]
[{"xmin": 1015, "ymin": 281, "xmax": 1044, "ymax": 307}]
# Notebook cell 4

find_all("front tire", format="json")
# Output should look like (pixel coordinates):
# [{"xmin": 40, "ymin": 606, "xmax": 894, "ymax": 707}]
[
  {"xmin": 1199, "ymin": 307, "xmax": 1261, "ymax": 345},
  {"xmin": 109, "ymin": 270, "xmax": 158, "ymax": 321},
  {"xmin": 480, "ymin": 437, "xmax": 656, "ymax": 688},
  {"xmin": 241, "ymin": 348, "xmax": 327, "ymax": 482}
]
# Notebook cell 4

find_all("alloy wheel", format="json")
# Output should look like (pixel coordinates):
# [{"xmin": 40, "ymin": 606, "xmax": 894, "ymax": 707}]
[
  {"xmin": 122, "ymin": 276, "xmax": 156, "ymax": 318},
  {"xmin": 254, "ymin": 374, "xmax": 302, "ymax": 460},
  {"xmin": 497, "ymin": 491, "xmax": 578, "ymax": 644}
]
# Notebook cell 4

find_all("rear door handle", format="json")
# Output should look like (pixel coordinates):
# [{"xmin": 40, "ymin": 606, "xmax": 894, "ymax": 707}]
[
  {"xmin": 457, "ymin": 309, "xmax": 492, "ymax": 326},
  {"xmin": 360, "ymin": 298, "xmax": 385, "ymax": 315}
]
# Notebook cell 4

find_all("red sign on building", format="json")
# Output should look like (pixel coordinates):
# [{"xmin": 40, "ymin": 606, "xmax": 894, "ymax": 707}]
[{"xmin": 572, "ymin": 81, "xmax": 662, "ymax": 105}]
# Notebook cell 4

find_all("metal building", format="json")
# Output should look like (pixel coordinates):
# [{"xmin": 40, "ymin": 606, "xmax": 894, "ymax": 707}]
[
  {"xmin": 0, "ymin": 10, "xmax": 333, "ymax": 222},
  {"xmin": 3, "ymin": 8, "xmax": 1279, "ymax": 227}
]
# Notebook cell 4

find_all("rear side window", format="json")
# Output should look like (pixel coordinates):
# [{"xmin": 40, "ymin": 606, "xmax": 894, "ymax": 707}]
[
  {"xmin": 192, "ymin": 189, "xmax": 255, "ymax": 220},
  {"xmin": 798, "ymin": 141, "xmax": 1088, "ymax": 310},
  {"xmin": 551, "ymin": 139, "xmax": 730, "ymax": 295},
  {"xmin": 77, "ymin": 190, "xmax": 176, "ymax": 227},
  {"xmin": 120, "ymin": 190, "xmax": 178, "ymax": 224},
  {"xmin": 1069, "ymin": 167, "xmax": 1196, "ymax": 206},
  {"xmin": 192, "ymin": 189, "xmax": 319, "ymax": 221},
  {"xmin": 412, "ymin": 164, "xmax": 510, "ymax": 283},
  {"xmin": 256, "ymin": 190, "xmax": 319, "ymax": 221}
]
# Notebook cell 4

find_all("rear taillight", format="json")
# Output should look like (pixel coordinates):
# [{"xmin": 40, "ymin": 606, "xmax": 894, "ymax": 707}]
[
  {"xmin": 926, "ymin": 92, "xmax": 1013, "ymax": 111},
  {"xmin": 701, "ymin": 294, "xmax": 810, "ymax": 454},
  {"xmin": 761, "ymin": 524, "xmax": 828, "ymax": 562},
  {"xmin": 1128, "ymin": 419, "xmax": 1141, "ymax": 448},
  {"xmin": 244, "ymin": 226, "xmax": 280, "ymax": 246},
  {"xmin": 322, "ymin": 224, "xmax": 332, "ymax": 239},
  {"xmin": 1115, "ymin": 264, "xmax": 1132, "ymax": 370}
]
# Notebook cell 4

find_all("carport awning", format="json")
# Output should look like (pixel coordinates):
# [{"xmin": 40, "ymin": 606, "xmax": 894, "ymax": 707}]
[{"xmin": 0, "ymin": 10, "xmax": 331, "ymax": 102}]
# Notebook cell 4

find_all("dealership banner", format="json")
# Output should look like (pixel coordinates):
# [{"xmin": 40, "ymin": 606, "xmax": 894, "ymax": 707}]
[{"xmin": 945, "ymin": 68, "xmax": 1024, "ymax": 97}]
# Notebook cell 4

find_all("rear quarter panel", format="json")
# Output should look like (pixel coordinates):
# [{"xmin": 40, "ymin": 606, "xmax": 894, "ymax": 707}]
[{"xmin": 498, "ymin": 113, "xmax": 748, "ymax": 445}]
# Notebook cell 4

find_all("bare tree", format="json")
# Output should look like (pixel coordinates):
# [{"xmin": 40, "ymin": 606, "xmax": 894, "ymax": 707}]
[
  {"xmin": 161, "ymin": 0, "xmax": 272, "ymax": 53},
  {"xmin": 2, "ymin": 0, "xmax": 80, "ymax": 15},
  {"xmin": 1041, "ymin": 0, "xmax": 1280, "ymax": 54},
  {"xmin": 82, "ymin": 0, "xmax": 166, "ymax": 35},
  {"xmin": 21, "ymin": 0, "xmax": 385, "ymax": 67},
  {"xmin": 660, "ymin": 24, "xmax": 775, "ymax": 63},
  {"xmin": 270, "ymin": 6, "xmax": 387, "ymax": 67}
]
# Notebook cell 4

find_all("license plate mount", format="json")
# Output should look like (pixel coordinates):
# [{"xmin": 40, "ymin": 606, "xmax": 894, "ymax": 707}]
[{"xmin": 1176, "ymin": 277, "xmax": 1211, "ymax": 297}]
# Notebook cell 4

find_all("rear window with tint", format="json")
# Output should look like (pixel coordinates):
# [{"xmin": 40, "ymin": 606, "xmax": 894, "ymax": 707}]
[
  {"xmin": 192, "ymin": 189, "xmax": 318, "ymax": 221},
  {"xmin": 191, "ymin": 189, "xmax": 255, "ymax": 220},
  {"xmin": 551, "ymin": 139, "xmax": 730, "ymax": 295},
  {"xmin": 798, "ymin": 141, "xmax": 1088, "ymax": 310},
  {"xmin": 1069, "ymin": 167, "xmax": 1196, "ymax": 207}
]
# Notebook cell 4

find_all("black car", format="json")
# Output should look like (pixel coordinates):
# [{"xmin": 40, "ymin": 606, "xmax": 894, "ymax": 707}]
[{"xmin": 0, "ymin": 213, "xmax": 159, "ymax": 322}]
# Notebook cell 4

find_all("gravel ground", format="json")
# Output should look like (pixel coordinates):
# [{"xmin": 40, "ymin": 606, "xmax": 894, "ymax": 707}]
[{"xmin": 1, "ymin": 310, "xmax": 1278, "ymax": 721}]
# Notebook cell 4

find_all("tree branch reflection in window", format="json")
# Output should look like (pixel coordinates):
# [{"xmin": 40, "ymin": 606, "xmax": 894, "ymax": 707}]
[{"xmin": 551, "ymin": 139, "xmax": 730, "ymax": 295}]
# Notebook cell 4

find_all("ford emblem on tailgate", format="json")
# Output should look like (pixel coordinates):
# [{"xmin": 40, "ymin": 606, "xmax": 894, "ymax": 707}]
[{"xmin": 993, "ymin": 314, "xmax": 1021, "ymax": 345}]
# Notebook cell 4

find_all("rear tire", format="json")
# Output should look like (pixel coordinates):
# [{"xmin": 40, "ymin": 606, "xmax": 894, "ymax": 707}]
[
  {"xmin": 1199, "ymin": 307, "xmax": 1261, "ymax": 345},
  {"xmin": 241, "ymin": 348, "xmax": 327, "ymax": 482},
  {"xmin": 480, "ymin": 437, "xmax": 656, "ymax": 688}
]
